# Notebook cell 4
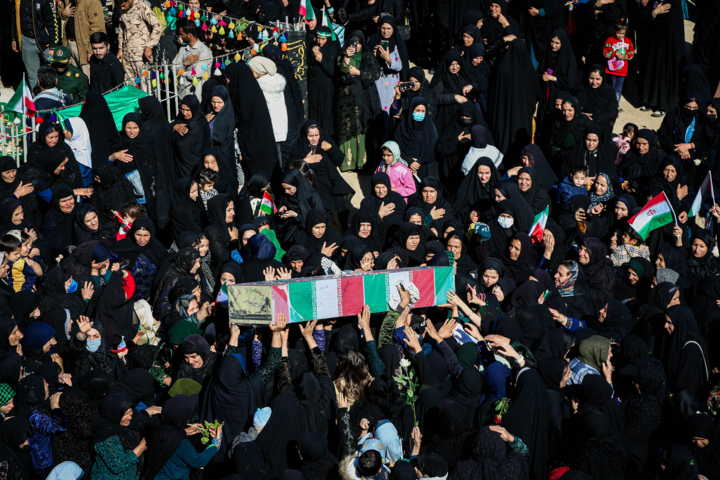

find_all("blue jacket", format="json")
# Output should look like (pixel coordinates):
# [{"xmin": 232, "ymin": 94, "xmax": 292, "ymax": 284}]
[{"xmin": 555, "ymin": 177, "xmax": 589, "ymax": 204}]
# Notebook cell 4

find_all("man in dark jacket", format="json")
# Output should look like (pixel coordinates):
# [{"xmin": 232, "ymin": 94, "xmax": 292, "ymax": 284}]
[
  {"xmin": 88, "ymin": 31, "xmax": 125, "ymax": 93},
  {"xmin": 10, "ymin": 0, "xmax": 59, "ymax": 89}
]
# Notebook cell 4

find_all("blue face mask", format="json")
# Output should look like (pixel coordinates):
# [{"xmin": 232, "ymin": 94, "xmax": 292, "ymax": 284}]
[
  {"xmin": 87, "ymin": 338, "xmax": 101, "ymax": 353},
  {"xmin": 412, "ymin": 112, "xmax": 426, "ymax": 122},
  {"xmin": 66, "ymin": 279, "xmax": 78, "ymax": 293}
]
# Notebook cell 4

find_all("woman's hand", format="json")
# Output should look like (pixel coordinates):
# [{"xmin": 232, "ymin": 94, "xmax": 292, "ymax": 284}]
[
  {"xmin": 454, "ymin": 95, "xmax": 468, "ymax": 104},
  {"xmin": 321, "ymin": 242, "xmax": 338, "ymax": 257},
  {"xmin": 49, "ymin": 391, "xmax": 63, "ymax": 409},
  {"xmin": 298, "ymin": 319, "xmax": 318, "ymax": 343},
  {"xmin": 173, "ymin": 124, "xmax": 189, "ymax": 136},
  {"xmin": 591, "ymin": 203, "xmax": 604, "ymax": 215},
  {"xmin": 14, "ymin": 181, "xmax": 33, "ymax": 198},
  {"xmin": 81, "ymin": 281, "xmax": 94, "ymax": 300},
  {"xmin": 678, "ymin": 211, "xmax": 687, "ymax": 224},
  {"xmin": 548, "ymin": 307, "xmax": 568, "ymax": 326},
  {"xmin": 111, "ymin": 149, "xmax": 134, "ymax": 163},
  {"xmin": 279, "ymin": 209, "xmax": 298, "ymax": 219},
  {"xmin": 145, "ymin": 405, "xmax": 162, "ymax": 416},
  {"xmin": 360, "ymin": 255, "xmax": 373, "ymax": 272},
  {"xmin": 229, "ymin": 226, "xmax": 239, "ymax": 241},
  {"xmin": 464, "ymin": 322, "xmax": 482, "ymax": 341},
  {"xmin": 374, "ymin": 45, "xmax": 391, "ymax": 63},
  {"xmin": 349, "ymin": 66, "xmax": 361, "ymax": 76},
  {"xmin": 430, "ymin": 206, "xmax": 445, "ymax": 220},
  {"xmin": 263, "ymin": 267, "xmax": 276, "ymax": 281},
  {"xmin": 337, "ymin": 391, "xmax": 348, "ymax": 409},
  {"xmin": 528, "ymin": 6, "xmax": 539, "ymax": 16},
  {"xmin": 133, "ymin": 438, "xmax": 148, "ymax": 457},
  {"xmin": 497, "ymin": 13, "xmax": 509, "ymax": 27},
  {"xmin": 469, "ymin": 210, "xmax": 479, "ymax": 224},
  {"xmin": 378, "ymin": 201, "xmax": 396, "ymax": 219},
  {"xmin": 575, "ymin": 208, "xmax": 587, "ymax": 223},
  {"xmin": 204, "ymin": 112, "xmax": 216, "ymax": 123},
  {"xmin": 676, "ymin": 183, "xmax": 689, "ymax": 201},
  {"xmin": 304, "ymin": 152, "xmax": 323, "ymax": 163},
  {"xmin": 652, "ymin": 2, "xmax": 671, "ymax": 16},
  {"xmin": 489, "ymin": 425, "xmax": 515, "ymax": 442},
  {"xmin": 276, "ymin": 267, "xmax": 292, "ymax": 280},
  {"xmin": 410, "ymin": 426, "xmax": 423, "ymax": 456},
  {"xmin": 74, "ymin": 188, "xmax": 93, "ymax": 198},
  {"xmin": 185, "ymin": 423, "xmax": 203, "ymax": 436},
  {"xmin": 542, "ymin": 73, "xmax": 555, "ymax": 82}
]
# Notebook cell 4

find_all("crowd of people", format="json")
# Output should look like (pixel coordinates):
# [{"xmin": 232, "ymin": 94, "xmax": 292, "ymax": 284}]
[{"xmin": 0, "ymin": 0, "xmax": 720, "ymax": 480}]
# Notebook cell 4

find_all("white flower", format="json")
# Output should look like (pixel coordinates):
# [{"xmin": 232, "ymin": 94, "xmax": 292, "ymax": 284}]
[{"xmin": 400, "ymin": 358, "xmax": 411, "ymax": 368}]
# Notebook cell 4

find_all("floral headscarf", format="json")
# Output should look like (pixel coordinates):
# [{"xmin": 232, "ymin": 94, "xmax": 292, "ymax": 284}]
[
  {"xmin": 589, "ymin": 172, "xmax": 615, "ymax": 210},
  {"xmin": 557, "ymin": 261, "xmax": 578, "ymax": 297}
]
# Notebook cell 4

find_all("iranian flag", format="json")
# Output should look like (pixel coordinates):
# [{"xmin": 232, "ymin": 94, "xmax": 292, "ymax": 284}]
[
  {"xmin": 689, "ymin": 171, "xmax": 715, "ymax": 217},
  {"xmin": 215, "ymin": 283, "xmax": 229, "ymax": 305},
  {"xmin": 8, "ymin": 76, "xmax": 35, "ymax": 117},
  {"xmin": 322, "ymin": 6, "xmax": 337, "ymax": 40},
  {"xmin": 260, "ymin": 191, "xmax": 276, "ymax": 215},
  {"xmin": 299, "ymin": 0, "xmax": 314, "ymax": 19},
  {"xmin": 269, "ymin": 267, "xmax": 455, "ymax": 323},
  {"xmin": 628, "ymin": 192, "xmax": 675, "ymax": 240},
  {"xmin": 528, "ymin": 206, "xmax": 549, "ymax": 243}
]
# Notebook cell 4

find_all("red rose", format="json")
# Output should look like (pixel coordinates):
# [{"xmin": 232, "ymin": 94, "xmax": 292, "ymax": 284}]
[{"xmin": 494, "ymin": 415, "xmax": 502, "ymax": 424}]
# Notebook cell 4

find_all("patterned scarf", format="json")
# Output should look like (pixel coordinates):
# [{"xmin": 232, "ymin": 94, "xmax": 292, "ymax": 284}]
[{"xmin": 557, "ymin": 261, "xmax": 578, "ymax": 297}]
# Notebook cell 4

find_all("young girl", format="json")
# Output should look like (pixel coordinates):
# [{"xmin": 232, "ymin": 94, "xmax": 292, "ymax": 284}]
[
  {"xmin": 375, "ymin": 141, "xmax": 416, "ymax": 201},
  {"xmin": 613, "ymin": 123, "xmax": 638, "ymax": 165},
  {"xmin": 603, "ymin": 22, "xmax": 635, "ymax": 112}
]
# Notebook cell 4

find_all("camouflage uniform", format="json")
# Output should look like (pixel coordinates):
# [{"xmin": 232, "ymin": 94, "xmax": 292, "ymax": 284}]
[{"xmin": 118, "ymin": 0, "xmax": 162, "ymax": 89}]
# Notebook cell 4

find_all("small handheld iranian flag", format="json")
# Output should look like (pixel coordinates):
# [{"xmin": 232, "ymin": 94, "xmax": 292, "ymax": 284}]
[
  {"xmin": 216, "ymin": 283, "xmax": 229, "ymax": 305},
  {"xmin": 528, "ymin": 206, "xmax": 549, "ymax": 243},
  {"xmin": 628, "ymin": 192, "xmax": 675, "ymax": 240},
  {"xmin": 260, "ymin": 191, "xmax": 277, "ymax": 215},
  {"xmin": 322, "ymin": 6, "xmax": 337, "ymax": 41},
  {"xmin": 8, "ymin": 74, "xmax": 36, "ymax": 117},
  {"xmin": 689, "ymin": 171, "xmax": 715, "ymax": 217},
  {"xmin": 299, "ymin": 0, "xmax": 314, "ymax": 19}
]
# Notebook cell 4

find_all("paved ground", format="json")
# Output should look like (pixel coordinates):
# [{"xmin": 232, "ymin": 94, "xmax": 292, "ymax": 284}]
[{"xmin": 0, "ymin": 14, "xmax": 697, "ymax": 211}]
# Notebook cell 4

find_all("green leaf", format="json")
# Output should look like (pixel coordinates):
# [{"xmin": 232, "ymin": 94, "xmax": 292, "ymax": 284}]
[
  {"xmin": 407, "ymin": 389, "xmax": 414, "ymax": 397},
  {"xmin": 201, "ymin": 437, "xmax": 209, "ymax": 444}
]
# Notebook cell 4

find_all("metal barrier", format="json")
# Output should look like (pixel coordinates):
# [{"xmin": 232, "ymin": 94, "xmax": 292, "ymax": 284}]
[{"xmin": 0, "ymin": 18, "xmax": 296, "ymax": 167}]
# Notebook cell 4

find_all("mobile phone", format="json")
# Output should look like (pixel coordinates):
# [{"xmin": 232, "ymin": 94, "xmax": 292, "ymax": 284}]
[
  {"xmin": 546, "ymin": 69, "xmax": 553, "ymax": 75},
  {"xmin": 398, "ymin": 81, "xmax": 415, "ymax": 92},
  {"xmin": 381, "ymin": 40, "xmax": 389, "ymax": 50}
]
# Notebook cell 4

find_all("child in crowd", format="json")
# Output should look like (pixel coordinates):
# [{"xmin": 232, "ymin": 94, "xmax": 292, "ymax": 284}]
[
  {"xmin": 2, "ymin": 231, "xmax": 45, "ymax": 292},
  {"xmin": 611, "ymin": 226, "xmax": 650, "ymax": 268},
  {"xmin": 375, "ymin": 141, "xmax": 416, "ymax": 202},
  {"xmin": 603, "ymin": 22, "xmax": 635, "ymax": 112},
  {"xmin": 197, "ymin": 168, "xmax": 219, "ymax": 209},
  {"xmin": 556, "ymin": 166, "xmax": 590, "ymax": 204},
  {"xmin": 113, "ymin": 203, "xmax": 147, "ymax": 241},
  {"xmin": 613, "ymin": 123, "xmax": 638, "ymax": 165}
]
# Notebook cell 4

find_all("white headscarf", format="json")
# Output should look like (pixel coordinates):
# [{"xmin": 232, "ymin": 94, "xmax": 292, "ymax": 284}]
[{"xmin": 63, "ymin": 117, "xmax": 93, "ymax": 169}]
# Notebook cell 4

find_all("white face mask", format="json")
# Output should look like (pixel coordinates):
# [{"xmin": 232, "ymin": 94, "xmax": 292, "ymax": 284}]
[{"xmin": 498, "ymin": 216, "xmax": 514, "ymax": 229}]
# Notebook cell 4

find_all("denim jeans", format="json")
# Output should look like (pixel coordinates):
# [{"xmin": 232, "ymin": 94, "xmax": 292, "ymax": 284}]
[{"xmin": 609, "ymin": 74, "xmax": 625, "ymax": 106}]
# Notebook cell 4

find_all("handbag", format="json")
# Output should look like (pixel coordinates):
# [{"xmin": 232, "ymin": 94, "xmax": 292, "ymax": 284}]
[{"xmin": 398, "ymin": 6, "xmax": 411, "ymax": 41}]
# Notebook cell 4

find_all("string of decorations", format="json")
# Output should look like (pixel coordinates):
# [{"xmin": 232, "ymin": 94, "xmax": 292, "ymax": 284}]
[{"xmin": 136, "ymin": 1, "xmax": 291, "ymax": 88}]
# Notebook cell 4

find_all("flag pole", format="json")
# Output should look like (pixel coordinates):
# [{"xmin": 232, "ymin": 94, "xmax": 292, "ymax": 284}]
[
  {"xmin": 665, "ymin": 192, "xmax": 678, "ymax": 226},
  {"xmin": 710, "ymin": 172, "xmax": 717, "ymax": 214}
]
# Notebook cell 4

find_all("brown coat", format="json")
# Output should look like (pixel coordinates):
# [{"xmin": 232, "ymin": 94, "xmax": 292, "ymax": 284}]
[{"xmin": 58, "ymin": 0, "xmax": 106, "ymax": 66}]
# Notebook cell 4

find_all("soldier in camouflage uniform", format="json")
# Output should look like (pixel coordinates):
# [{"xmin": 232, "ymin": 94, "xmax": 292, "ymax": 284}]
[
  {"xmin": 50, "ymin": 46, "xmax": 89, "ymax": 104},
  {"xmin": 116, "ymin": 0, "xmax": 162, "ymax": 90}
]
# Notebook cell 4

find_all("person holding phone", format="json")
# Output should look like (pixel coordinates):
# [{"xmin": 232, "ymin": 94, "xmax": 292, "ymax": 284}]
[{"xmin": 366, "ymin": 16, "xmax": 409, "ymax": 156}]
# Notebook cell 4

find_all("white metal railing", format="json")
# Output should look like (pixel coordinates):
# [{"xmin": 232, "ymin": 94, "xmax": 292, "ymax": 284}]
[{"xmin": 1, "ymin": 17, "xmax": 302, "ymax": 166}]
